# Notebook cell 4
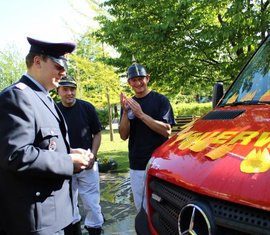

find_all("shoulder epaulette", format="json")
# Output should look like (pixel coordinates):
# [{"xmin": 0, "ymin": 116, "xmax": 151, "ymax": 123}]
[{"xmin": 15, "ymin": 82, "xmax": 27, "ymax": 90}]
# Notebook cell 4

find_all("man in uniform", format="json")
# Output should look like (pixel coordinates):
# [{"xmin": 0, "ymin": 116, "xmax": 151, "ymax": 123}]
[{"xmin": 0, "ymin": 37, "xmax": 94, "ymax": 235}]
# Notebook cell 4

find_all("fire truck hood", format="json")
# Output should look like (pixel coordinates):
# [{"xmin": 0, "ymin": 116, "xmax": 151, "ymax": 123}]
[{"xmin": 150, "ymin": 105, "xmax": 270, "ymax": 210}]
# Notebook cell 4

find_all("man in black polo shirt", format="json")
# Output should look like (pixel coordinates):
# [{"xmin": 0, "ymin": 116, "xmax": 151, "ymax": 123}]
[{"xmin": 57, "ymin": 76, "xmax": 103, "ymax": 235}]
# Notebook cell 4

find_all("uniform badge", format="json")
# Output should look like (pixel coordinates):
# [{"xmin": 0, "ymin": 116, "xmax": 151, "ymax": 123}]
[{"xmin": 48, "ymin": 139, "xmax": 57, "ymax": 151}]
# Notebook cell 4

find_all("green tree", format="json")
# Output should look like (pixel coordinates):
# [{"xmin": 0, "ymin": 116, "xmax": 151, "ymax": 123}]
[
  {"xmin": 70, "ymin": 55, "xmax": 120, "ymax": 108},
  {"xmin": 0, "ymin": 46, "xmax": 25, "ymax": 91},
  {"xmin": 68, "ymin": 32, "xmax": 122, "ymax": 140},
  {"xmin": 95, "ymin": 0, "xmax": 270, "ymax": 97},
  {"xmin": 68, "ymin": 32, "xmax": 121, "ymax": 108}
]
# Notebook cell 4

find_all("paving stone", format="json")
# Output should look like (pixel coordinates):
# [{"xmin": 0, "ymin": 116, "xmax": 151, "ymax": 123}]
[{"xmin": 79, "ymin": 172, "xmax": 137, "ymax": 235}]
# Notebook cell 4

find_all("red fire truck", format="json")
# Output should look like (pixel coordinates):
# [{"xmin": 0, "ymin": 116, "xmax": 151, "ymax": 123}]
[{"xmin": 136, "ymin": 36, "xmax": 270, "ymax": 235}]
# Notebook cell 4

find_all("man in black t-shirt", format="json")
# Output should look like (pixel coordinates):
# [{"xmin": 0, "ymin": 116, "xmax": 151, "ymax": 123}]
[
  {"xmin": 57, "ymin": 76, "xmax": 104, "ymax": 235},
  {"xmin": 119, "ymin": 63, "xmax": 175, "ymax": 212}
]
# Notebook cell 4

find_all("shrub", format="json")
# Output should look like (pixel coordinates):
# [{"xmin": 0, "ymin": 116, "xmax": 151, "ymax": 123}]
[
  {"xmin": 97, "ymin": 109, "xmax": 109, "ymax": 129},
  {"xmin": 172, "ymin": 102, "xmax": 212, "ymax": 117},
  {"xmin": 172, "ymin": 93, "xmax": 196, "ymax": 103}
]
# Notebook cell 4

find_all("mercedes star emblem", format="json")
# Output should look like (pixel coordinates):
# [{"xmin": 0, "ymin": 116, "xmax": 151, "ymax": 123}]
[{"xmin": 178, "ymin": 202, "xmax": 212, "ymax": 235}]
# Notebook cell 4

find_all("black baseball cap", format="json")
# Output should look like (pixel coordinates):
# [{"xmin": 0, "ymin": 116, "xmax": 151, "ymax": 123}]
[
  {"xmin": 58, "ymin": 76, "xmax": 77, "ymax": 88},
  {"xmin": 27, "ymin": 37, "xmax": 76, "ymax": 71}
]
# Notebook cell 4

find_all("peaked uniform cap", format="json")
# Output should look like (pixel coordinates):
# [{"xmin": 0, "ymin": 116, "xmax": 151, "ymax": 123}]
[
  {"xmin": 27, "ymin": 37, "xmax": 76, "ymax": 70},
  {"xmin": 58, "ymin": 76, "xmax": 77, "ymax": 87}
]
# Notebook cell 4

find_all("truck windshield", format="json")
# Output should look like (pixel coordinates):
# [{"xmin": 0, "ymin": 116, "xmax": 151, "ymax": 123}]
[{"xmin": 220, "ymin": 37, "xmax": 270, "ymax": 106}]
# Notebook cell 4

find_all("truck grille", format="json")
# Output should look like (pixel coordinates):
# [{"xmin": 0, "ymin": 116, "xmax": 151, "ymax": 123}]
[{"xmin": 149, "ymin": 177, "xmax": 270, "ymax": 235}]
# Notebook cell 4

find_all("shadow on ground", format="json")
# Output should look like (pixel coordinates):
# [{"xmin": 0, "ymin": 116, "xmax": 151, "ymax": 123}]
[{"xmin": 80, "ymin": 172, "xmax": 137, "ymax": 235}]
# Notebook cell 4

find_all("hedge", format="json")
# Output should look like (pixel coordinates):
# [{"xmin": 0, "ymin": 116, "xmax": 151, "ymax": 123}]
[{"xmin": 172, "ymin": 102, "xmax": 212, "ymax": 117}]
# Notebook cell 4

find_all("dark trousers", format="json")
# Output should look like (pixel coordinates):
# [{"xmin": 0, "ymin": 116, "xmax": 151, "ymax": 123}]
[{"xmin": 55, "ymin": 223, "xmax": 73, "ymax": 235}]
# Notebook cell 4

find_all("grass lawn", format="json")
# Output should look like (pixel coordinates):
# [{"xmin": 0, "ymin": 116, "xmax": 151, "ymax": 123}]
[{"xmin": 98, "ymin": 129, "xmax": 129, "ymax": 173}]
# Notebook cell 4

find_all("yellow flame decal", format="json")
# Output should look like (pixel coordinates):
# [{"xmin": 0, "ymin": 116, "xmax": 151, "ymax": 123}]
[
  {"xmin": 240, "ymin": 148, "xmax": 270, "ymax": 173},
  {"xmin": 260, "ymin": 90, "xmax": 270, "ymax": 102},
  {"xmin": 227, "ymin": 93, "xmax": 238, "ymax": 103},
  {"xmin": 178, "ymin": 134, "xmax": 200, "ymax": 150},
  {"xmin": 173, "ymin": 130, "xmax": 270, "ymax": 173},
  {"xmin": 169, "ymin": 131, "xmax": 195, "ymax": 147},
  {"xmin": 240, "ymin": 91, "xmax": 256, "ymax": 101},
  {"xmin": 205, "ymin": 144, "xmax": 234, "ymax": 160},
  {"xmin": 189, "ymin": 137, "xmax": 213, "ymax": 152},
  {"xmin": 180, "ymin": 120, "xmax": 196, "ymax": 131},
  {"xmin": 254, "ymin": 132, "xmax": 270, "ymax": 147}
]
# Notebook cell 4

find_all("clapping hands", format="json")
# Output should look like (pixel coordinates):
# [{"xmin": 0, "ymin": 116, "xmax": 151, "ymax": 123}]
[{"xmin": 120, "ymin": 92, "xmax": 144, "ymax": 119}]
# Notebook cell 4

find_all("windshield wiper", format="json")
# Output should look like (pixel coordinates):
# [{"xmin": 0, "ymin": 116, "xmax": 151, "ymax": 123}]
[{"xmin": 220, "ymin": 100, "xmax": 270, "ymax": 107}]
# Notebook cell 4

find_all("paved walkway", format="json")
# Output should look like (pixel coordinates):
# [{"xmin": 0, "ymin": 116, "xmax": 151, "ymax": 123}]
[{"xmin": 80, "ymin": 172, "xmax": 137, "ymax": 235}]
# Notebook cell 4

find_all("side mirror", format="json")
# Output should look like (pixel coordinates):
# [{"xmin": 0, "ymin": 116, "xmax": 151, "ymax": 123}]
[{"xmin": 212, "ymin": 82, "xmax": 224, "ymax": 108}]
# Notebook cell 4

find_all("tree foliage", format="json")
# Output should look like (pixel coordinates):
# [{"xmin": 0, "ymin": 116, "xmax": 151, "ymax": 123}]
[
  {"xmin": 0, "ymin": 47, "xmax": 25, "ymax": 91},
  {"xmin": 68, "ymin": 32, "xmax": 121, "ymax": 108},
  {"xmin": 95, "ymin": 0, "xmax": 270, "ymax": 98}
]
